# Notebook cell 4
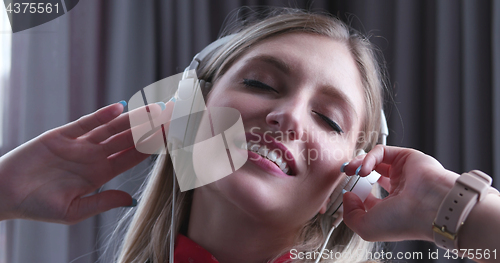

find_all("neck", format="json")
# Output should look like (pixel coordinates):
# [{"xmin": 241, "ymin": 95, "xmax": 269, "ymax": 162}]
[{"xmin": 187, "ymin": 187, "xmax": 298, "ymax": 263}]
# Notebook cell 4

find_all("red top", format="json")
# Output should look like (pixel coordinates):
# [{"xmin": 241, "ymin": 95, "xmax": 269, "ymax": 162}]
[{"xmin": 174, "ymin": 234, "xmax": 292, "ymax": 263}]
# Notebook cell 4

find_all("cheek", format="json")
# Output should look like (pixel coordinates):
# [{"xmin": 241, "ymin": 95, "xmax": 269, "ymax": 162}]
[
  {"xmin": 206, "ymin": 83, "xmax": 265, "ymax": 121},
  {"xmin": 301, "ymin": 132, "xmax": 354, "ymax": 171},
  {"xmin": 296, "ymin": 139, "xmax": 353, "ymax": 208},
  {"xmin": 206, "ymin": 82, "xmax": 240, "ymax": 108}
]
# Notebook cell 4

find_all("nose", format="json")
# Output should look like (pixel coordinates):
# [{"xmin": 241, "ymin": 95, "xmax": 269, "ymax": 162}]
[{"xmin": 265, "ymin": 99, "xmax": 306, "ymax": 141}]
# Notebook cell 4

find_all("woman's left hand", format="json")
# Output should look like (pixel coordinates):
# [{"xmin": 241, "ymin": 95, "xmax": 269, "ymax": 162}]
[{"xmin": 341, "ymin": 145, "xmax": 459, "ymax": 242}]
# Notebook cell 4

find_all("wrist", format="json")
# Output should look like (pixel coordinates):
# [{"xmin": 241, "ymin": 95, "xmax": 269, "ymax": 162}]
[{"xmin": 420, "ymin": 169, "xmax": 459, "ymax": 242}]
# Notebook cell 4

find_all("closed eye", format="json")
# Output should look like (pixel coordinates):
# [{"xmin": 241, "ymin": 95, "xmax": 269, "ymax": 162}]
[
  {"xmin": 313, "ymin": 111, "xmax": 343, "ymax": 134},
  {"xmin": 242, "ymin": 79, "xmax": 278, "ymax": 93}
]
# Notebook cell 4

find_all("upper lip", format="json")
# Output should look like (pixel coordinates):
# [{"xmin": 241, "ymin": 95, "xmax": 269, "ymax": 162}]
[{"xmin": 245, "ymin": 131, "xmax": 298, "ymax": 176}]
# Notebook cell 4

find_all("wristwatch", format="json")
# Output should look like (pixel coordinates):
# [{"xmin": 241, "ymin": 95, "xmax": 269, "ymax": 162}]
[{"xmin": 432, "ymin": 170, "xmax": 497, "ymax": 250}]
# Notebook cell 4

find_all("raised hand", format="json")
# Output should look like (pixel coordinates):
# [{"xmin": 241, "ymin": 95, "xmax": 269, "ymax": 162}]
[
  {"xmin": 0, "ymin": 101, "xmax": 171, "ymax": 224},
  {"xmin": 341, "ymin": 145, "xmax": 459, "ymax": 242}
]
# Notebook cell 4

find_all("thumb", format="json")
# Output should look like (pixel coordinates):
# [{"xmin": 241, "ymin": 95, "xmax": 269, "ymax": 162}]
[
  {"xmin": 64, "ymin": 190, "xmax": 134, "ymax": 224},
  {"xmin": 342, "ymin": 192, "xmax": 371, "ymax": 239}
]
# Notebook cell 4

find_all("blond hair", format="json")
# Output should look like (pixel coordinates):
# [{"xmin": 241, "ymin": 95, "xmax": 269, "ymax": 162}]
[{"xmin": 116, "ymin": 8, "xmax": 386, "ymax": 263}]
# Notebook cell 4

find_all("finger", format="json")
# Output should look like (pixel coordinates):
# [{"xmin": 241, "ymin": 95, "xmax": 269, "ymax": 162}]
[
  {"xmin": 103, "ymin": 120, "xmax": 167, "ymax": 156},
  {"xmin": 342, "ymin": 192, "xmax": 370, "ymax": 237},
  {"xmin": 344, "ymin": 146, "xmax": 410, "ymax": 177},
  {"xmin": 363, "ymin": 192, "xmax": 382, "ymax": 210},
  {"xmin": 101, "ymin": 129, "xmax": 136, "ymax": 155},
  {"xmin": 344, "ymin": 192, "xmax": 403, "ymax": 242},
  {"xmin": 365, "ymin": 145, "xmax": 413, "ymax": 170},
  {"xmin": 343, "ymin": 192, "xmax": 389, "ymax": 242},
  {"xmin": 64, "ymin": 190, "xmax": 133, "ymax": 224},
  {"xmin": 60, "ymin": 102, "xmax": 125, "ymax": 138},
  {"xmin": 342, "ymin": 155, "xmax": 366, "ymax": 175},
  {"xmin": 377, "ymin": 176, "xmax": 391, "ymax": 192},
  {"xmin": 108, "ymin": 147, "xmax": 152, "ymax": 176},
  {"xmin": 86, "ymin": 102, "xmax": 166, "ymax": 144},
  {"xmin": 374, "ymin": 163, "xmax": 391, "ymax": 177}
]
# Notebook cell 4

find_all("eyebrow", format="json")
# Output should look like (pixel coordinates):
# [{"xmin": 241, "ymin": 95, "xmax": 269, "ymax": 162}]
[
  {"xmin": 319, "ymin": 85, "xmax": 358, "ymax": 121},
  {"xmin": 246, "ymin": 55, "xmax": 291, "ymax": 74}
]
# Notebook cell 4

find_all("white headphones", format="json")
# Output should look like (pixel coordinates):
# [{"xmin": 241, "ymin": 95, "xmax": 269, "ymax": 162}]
[
  {"xmin": 167, "ymin": 35, "xmax": 234, "ymax": 150},
  {"xmin": 167, "ymin": 35, "xmax": 237, "ymax": 263}
]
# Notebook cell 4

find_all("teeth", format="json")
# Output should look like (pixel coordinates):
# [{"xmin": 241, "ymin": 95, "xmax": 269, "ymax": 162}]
[
  {"xmin": 266, "ymin": 150, "xmax": 278, "ymax": 162},
  {"xmin": 243, "ymin": 143, "xmax": 291, "ymax": 175},
  {"xmin": 275, "ymin": 156, "xmax": 283, "ymax": 167},
  {"xmin": 257, "ymin": 145, "xmax": 269, "ymax": 156},
  {"xmin": 250, "ymin": 144, "xmax": 261, "ymax": 152},
  {"xmin": 279, "ymin": 161, "xmax": 287, "ymax": 170}
]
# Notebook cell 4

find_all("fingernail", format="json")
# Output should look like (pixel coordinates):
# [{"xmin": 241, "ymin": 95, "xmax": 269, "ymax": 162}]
[
  {"xmin": 118, "ymin": 100, "xmax": 127, "ymax": 107},
  {"xmin": 156, "ymin": 102, "xmax": 166, "ymax": 111},
  {"xmin": 169, "ymin": 97, "xmax": 176, "ymax": 102},
  {"xmin": 342, "ymin": 189, "xmax": 348, "ymax": 195},
  {"xmin": 340, "ymin": 162, "xmax": 349, "ymax": 173},
  {"xmin": 355, "ymin": 165, "xmax": 363, "ymax": 176},
  {"xmin": 125, "ymin": 198, "xmax": 137, "ymax": 208}
]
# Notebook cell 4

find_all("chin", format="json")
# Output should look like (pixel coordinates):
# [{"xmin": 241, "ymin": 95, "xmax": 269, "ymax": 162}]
[{"xmin": 210, "ymin": 166, "xmax": 298, "ymax": 224}]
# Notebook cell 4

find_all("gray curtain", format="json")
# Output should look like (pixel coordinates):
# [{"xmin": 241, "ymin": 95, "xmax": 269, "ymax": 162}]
[{"xmin": 1, "ymin": 0, "xmax": 497, "ymax": 262}]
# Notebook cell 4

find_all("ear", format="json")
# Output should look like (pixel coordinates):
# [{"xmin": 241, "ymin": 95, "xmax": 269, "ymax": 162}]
[
  {"xmin": 200, "ymin": 80, "xmax": 213, "ymax": 98},
  {"xmin": 318, "ymin": 196, "xmax": 330, "ymax": 215}
]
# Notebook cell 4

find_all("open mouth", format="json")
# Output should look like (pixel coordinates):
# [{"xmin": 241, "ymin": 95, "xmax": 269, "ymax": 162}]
[{"xmin": 239, "ymin": 141, "xmax": 295, "ymax": 176}]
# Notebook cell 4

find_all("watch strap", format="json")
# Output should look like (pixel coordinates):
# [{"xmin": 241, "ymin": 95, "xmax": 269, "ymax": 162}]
[{"xmin": 432, "ymin": 170, "xmax": 492, "ymax": 250}]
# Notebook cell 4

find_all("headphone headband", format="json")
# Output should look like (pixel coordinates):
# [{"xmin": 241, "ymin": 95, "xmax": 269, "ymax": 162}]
[{"xmin": 184, "ymin": 35, "xmax": 236, "ymax": 79}]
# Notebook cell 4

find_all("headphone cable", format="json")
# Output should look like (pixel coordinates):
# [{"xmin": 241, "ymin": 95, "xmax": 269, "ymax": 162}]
[
  {"xmin": 314, "ymin": 215, "xmax": 343, "ymax": 263},
  {"xmin": 169, "ymin": 168, "xmax": 176, "ymax": 262}
]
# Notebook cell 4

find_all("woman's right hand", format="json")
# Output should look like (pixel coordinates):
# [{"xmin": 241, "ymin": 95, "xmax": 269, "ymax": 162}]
[
  {"xmin": 341, "ymin": 145, "xmax": 500, "ymax": 263},
  {"xmin": 341, "ymin": 145, "xmax": 459, "ymax": 242},
  {"xmin": 0, "ymin": 101, "xmax": 171, "ymax": 224}
]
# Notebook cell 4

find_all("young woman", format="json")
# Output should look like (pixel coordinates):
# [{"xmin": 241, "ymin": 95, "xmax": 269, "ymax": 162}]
[
  {"xmin": 0, "ymin": 8, "xmax": 499, "ymax": 263},
  {"xmin": 114, "ymin": 9, "xmax": 500, "ymax": 263}
]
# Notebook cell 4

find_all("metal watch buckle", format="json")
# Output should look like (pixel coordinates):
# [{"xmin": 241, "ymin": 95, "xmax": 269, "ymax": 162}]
[{"xmin": 432, "ymin": 222, "xmax": 458, "ymax": 241}]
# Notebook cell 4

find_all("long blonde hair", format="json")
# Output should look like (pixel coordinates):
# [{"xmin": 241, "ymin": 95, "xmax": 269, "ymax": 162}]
[{"xmin": 116, "ymin": 8, "xmax": 386, "ymax": 263}]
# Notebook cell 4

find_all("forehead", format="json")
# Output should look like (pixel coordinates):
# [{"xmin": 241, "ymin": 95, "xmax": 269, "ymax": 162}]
[{"xmin": 231, "ymin": 32, "xmax": 365, "ymax": 123}]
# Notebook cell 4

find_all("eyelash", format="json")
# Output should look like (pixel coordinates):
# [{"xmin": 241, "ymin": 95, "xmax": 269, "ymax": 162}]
[
  {"xmin": 242, "ymin": 79, "xmax": 343, "ymax": 134},
  {"xmin": 242, "ymin": 79, "xmax": 278, "ymax": 93},
  {"xmin": 313, "ymin": 111, "xmax": 344, "ymax": 134}
]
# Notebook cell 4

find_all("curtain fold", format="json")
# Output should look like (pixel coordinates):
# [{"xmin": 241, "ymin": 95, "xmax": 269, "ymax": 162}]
[
  {"xmin": 1, "ymin": 1, "xmax": 497, "ymax": 262},
  {"xmin": 493, "ymin": 0, "xmax": 500, "ymax": 190}
]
